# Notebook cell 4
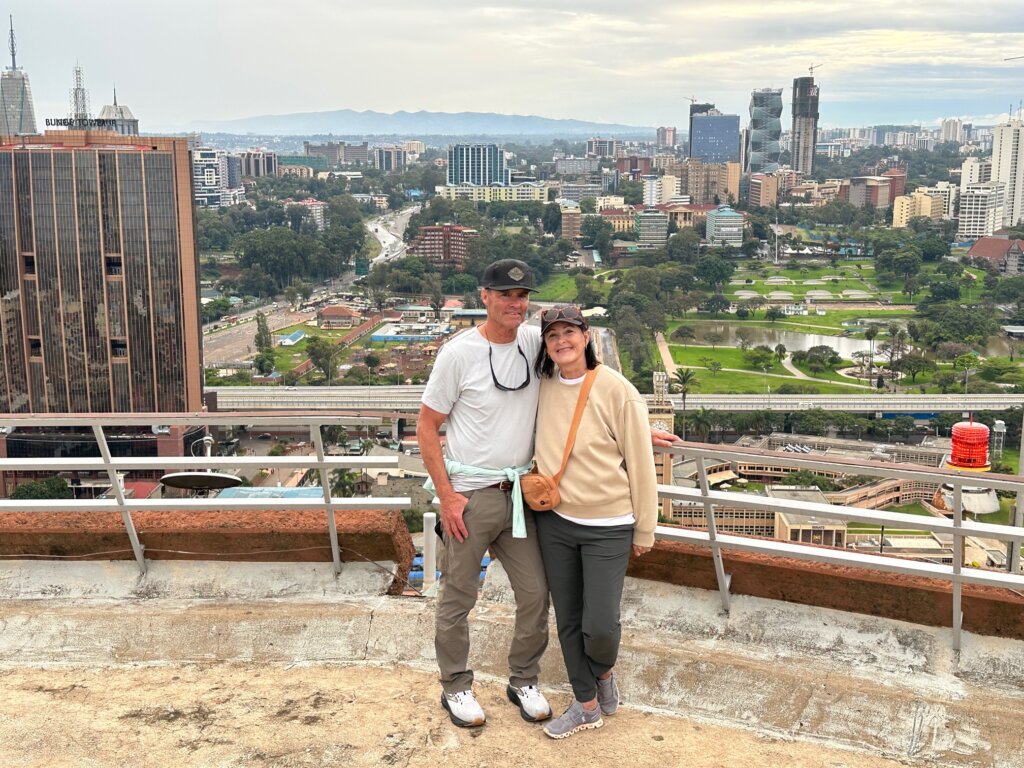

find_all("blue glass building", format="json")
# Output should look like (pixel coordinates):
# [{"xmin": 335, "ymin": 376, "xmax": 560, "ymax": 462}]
[{"xmin": 689, "ymin": 113, "xmax": 740, "ymax": 164}]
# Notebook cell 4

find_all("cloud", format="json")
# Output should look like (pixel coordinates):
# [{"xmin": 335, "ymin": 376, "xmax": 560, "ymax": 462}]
[{"xmin": 14, "ymin": 0, "xmax": 1024, "ymax": 129}]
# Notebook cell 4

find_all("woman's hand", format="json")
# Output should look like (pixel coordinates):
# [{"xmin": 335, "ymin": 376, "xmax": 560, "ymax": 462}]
[{"xmin": 632, "ymin": 544, "xmax": 651, "ymax": 557}]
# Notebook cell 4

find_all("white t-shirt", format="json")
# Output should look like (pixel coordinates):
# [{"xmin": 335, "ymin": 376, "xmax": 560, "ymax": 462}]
[{"xmin": 422, "ymin": 324, "xmax": 541, "ymax": 492}]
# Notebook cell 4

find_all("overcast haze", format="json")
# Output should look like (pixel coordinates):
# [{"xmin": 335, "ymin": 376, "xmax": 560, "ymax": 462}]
[{"xmin": 13, "ymin": 0, "xmax": 1024, "ymax": 134}]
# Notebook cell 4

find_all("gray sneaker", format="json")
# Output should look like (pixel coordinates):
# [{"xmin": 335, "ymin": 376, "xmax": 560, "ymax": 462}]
[
  {"xmin": 543, "ymin": 700, "xmax": 603, "ymax": 739},
  {"xmin": 596, "ymin": 673, "xmax": 620, "ymax": 716}
]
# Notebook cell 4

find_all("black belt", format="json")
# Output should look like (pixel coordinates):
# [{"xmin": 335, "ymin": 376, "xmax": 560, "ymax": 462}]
[{"xmin": 485, "ymin": 480, "xmax": 514, "ymax": 491}]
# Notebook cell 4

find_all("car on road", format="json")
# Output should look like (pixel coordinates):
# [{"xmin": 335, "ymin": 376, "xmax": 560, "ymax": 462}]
[{"xmin": 256, "ymin": 432, "xmax": 274, "ymax": 440}]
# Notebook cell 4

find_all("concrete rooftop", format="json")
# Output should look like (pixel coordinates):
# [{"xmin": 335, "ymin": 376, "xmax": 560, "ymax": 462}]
[{"xmin": 2, "ymin": 559, "xmax": 1023, "ymax": 767}]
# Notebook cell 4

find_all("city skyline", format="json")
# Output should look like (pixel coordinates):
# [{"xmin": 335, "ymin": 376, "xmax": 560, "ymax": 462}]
[{"xmin": 7, "ymin": 0, "xmax": 1024, "ymax": 134}]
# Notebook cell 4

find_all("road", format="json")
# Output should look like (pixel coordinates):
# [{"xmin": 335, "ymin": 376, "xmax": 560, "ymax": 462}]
[
  {"xmin": 203, "ymin": 308, "xmax": 316, "ymax": 365},
  {"xmin": 367, "ymin": 204, "xmax": 419, "ymax": 265}
]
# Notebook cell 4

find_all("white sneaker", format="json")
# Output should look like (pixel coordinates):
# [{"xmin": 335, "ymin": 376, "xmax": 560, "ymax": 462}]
[
  {"xmin": 506, "ymin": 684, "xmax": 552, "ymax": 722},
  {"xmin": 441, "ymin": 689, "xmax": 485, "ymax": 727}
]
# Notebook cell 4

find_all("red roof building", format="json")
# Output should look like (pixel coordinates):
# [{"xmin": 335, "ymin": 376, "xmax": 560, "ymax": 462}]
[{"xmin": 967, "ymin": 238, "xmax": 1024, "ymax": 275}]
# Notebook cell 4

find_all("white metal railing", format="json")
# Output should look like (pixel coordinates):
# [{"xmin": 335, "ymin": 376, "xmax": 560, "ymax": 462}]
[
  {"xmin": 3, "ymin": 414, "xmax": 1024, "ymax": 651},
  {"xmin": 651, "ymin": 442, "xmax": 1024, "ymax": 652},
  {"xmin": 0, "ymin": 412, "xmax": 411, "ymax": 577}
]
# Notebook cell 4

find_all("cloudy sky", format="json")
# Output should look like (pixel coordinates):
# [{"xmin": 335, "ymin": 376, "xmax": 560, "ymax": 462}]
[{"xmin": 13, "ymin": 0, "xmax": 1024, "ymax": 132}]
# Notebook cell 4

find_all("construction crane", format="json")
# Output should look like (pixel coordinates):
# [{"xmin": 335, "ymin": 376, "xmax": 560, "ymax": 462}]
[
  {"xmin": 808, "ymin": 63, "xmax": 824, "ymax": 77},
  {"xmin": 1006, "ymin": 55, "xmax": 1024, "ymax": 61},
  {"xmin": 685, "ymin": 95, "xmax": 699, "ymax": 104}
]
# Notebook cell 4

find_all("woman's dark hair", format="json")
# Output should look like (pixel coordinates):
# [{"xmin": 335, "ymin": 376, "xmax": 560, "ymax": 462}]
[{"xmin": 533, "ymin": 331, "xmax": 599, "ymax": 378}]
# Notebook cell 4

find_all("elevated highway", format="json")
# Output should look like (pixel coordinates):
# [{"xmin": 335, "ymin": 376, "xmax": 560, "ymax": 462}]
[{"xmin": 209, "ymin": 387, "xmax": 1024, "ymax": 415}]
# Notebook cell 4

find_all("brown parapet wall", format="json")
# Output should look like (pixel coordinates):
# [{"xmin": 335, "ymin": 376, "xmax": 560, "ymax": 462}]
[
  {"xmin": 629, "ymin": 540, "xmax": 1024, "ymax": 641},
  {"xmin": 0, "ymin": 509, "xmax": 415, "ymax": 596}
]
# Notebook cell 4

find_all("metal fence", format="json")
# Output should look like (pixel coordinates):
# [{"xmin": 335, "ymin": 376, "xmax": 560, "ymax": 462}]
[
  {"xmin": 2, "ymin": 414, "xmax": 1024, "ymax": 652},
  {"xmin": 0, "ymin": 412, "xmax": 411, "ymax": 577}
]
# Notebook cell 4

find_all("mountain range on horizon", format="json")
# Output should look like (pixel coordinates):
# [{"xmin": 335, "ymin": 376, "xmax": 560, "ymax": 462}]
[{"xmin": 186, "ymin": 108, "xmax": 653, "ymax": 137}]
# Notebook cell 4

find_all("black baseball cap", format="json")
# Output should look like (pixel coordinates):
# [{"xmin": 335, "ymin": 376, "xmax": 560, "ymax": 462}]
[
  {"xmin": 540, "ymin": 305, "xmax": 588, "ymax": 334},
  {"xmin": 480, "ymin": 259, "xmax": 537, "ymax": 292}
]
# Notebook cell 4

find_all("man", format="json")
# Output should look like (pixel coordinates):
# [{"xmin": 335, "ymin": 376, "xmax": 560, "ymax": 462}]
[{"xmin": 418, "ymin": 258, "xmax": 676, "ymax": 729}]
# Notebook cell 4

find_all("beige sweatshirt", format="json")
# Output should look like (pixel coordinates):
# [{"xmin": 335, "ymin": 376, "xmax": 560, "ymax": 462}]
[{"xmin": 534, "ymin": 365, "xmax": 658, "ymax": 547}]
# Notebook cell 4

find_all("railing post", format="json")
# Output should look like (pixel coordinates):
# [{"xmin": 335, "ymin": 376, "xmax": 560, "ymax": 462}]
[
  {"xmin": 1010, "ymin": 406, "xmax": 1024, "ymax": 573},
  {"xmin": 423, "ymin": 509, "xmax": 438, "ymax": 593},
  {"xmin": 91, "ymin": 425, "xmax": 147, "ymax": 575},
  {"xmin": 952, "ymin": 481, "xmax": 964, "ymax": 653},
  {"xmin": 695, "ymin": 455, "xmax": 731, "ymax": 613},
  {"xmin": 311, "ymin": 423, "xmax": 343, "ymax": 576}
]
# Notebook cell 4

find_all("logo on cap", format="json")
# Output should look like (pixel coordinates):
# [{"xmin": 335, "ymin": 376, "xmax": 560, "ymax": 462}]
[{"xmin": 508, "ymin": 267, "xmax": 525, "ymax": 281}]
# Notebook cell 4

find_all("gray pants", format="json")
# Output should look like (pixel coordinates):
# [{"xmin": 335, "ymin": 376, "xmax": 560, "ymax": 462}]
[
  {"xmin": 535, "ymin": 512, "xmax": 632, "ymax": 702},
  {"xmin": 435, "ymin": 487, "xmax": 550, "ymax": 695}
]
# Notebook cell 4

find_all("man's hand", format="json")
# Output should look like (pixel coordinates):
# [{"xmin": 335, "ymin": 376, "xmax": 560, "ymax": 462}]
[
  {"xmin": 650, "ymin": 427, "xmax": 680, "ymax": 448},
  {"xmin": 439, "ymin": 490, "xmax": 470, "ymax": 543}
]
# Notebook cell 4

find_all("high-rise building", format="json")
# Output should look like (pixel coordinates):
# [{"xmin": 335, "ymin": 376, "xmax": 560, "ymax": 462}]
[
  {"xmin": 656, "ymin": 126, "xmax": 677, "ymax": 147},
  {"xmin": 689, "ymin": 107, "xmax": 741, "ymax": 164},
  {"xmin": 586, "ymin": 137, "xmax": 620, "ymax": 157},
  {"xmin": 406, "ymin": 224, "xmax": 479, "ymax": 271},
  {"xmin": 960, "ymin": 157, "xmax": 992, "ymax": 191},
  {"xmin": 372, "ymin": 146, "xmax": 407, "ymax": 172},
  {"xmin": 892, "ymin": 192, "xmax": 944, "ymax": 229},
  {"xmin": 957, "ymin": 183, "xmax": 1006, "ymax": 240},
  {"xmin": 0, "ymin": 17, "xmax": 36, "ymax": 135},
  {"xmin": 749, "ymin": 173, "xmax": 781, "ymax": 208},
  {"xmin": 706, "ymin": 205, "xmax": 745, "ymax": 247},
  {"xmin": 0, "ymin": 131, "xmax": 202, "ymax": 413},
  {"xmin": 914, "ymin": 181, "xmax": 958, "ymax": 220},
  {"xmin": 687, "ymin": 103, "xmax": 715, "ymax": 158},
  {"xmin": 991, "ymin": 120, "xmax": 1024, "ymax": 228},
  {"xmin": 635, "ymin": 208, "xmax": 669, "ymax": 247},
  {"xmin": 791, "ymin": 76, "xmax": 820, "ymax": 174},
  {"xmin": 447, "ymin": 144, "xmax": 508, "ymax": 186},
  {"xmin": 239, "ymin": 149, "xmax": 278, "ymax": 177},
  {"xmin": 192, "ymin": 148, "xmax": 245, "ymax": 208},
  {"xmin": 560, "ymin": 205, "xmax": 582, "ymax": 241},
  {"xmin": 96, "ymin": 89, "xmax": 138, "ymax": 136},
  {"xmin": 641, "ymin": 174, "xmax": 680, "ymax": 206},
  {"xmin": 748, "ymin": 88, "xmax": 783, "ymax": 173},
  {"xmin": 941, "ymin": 118, "xmax": 964, "ymax": 143}
]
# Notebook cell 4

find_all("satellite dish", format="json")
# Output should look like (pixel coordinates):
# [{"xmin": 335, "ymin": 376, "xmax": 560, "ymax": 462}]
[
  {"xmin": 160, "ymin": 435, "xmax": 243, "ymax": 496},
  {"xmin": 160, "ymin": 471, "xmax": 242, "ymax": 492}
]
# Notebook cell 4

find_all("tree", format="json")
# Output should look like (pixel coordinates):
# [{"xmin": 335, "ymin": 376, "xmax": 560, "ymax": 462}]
[
  {"xmin": 704, "ymin": 330, "xmax": 725, "ymax": 349},
  {"xmin": 330, "ymin": 469, "xmax": 358, "ymax": 498},
  {"xmin": 864, "ymin": 326, "xmax": 878, "ymax": 378},
  {"xmin": 735, "ymin": 327, "xmax": 756, "ymax": 351},
  {"xmin": 933, "ymin": 370, "xmax": 958, "ymax": 393},
  {"xmin": 581, "ymin": 217, "xmax": 614, "ymax": 259},
  {"xmin": 579, "ymin": 196, "xmax": 597, "ymax": 214},
  {"xmin": 703, "ymin": 294, "xmax": 730, "ymax": 315},
  {"xmin": 708, "ymin": 361, "xmax": 723, "ymax": 376},
  {"xmin": 542, "ymin": 203, "xmax": 562, "ymax": 234},
  {"xmin": 774, "ymin": 343, "xmax": 787, "ymax": 363},
  {"xmin": 744, "ymin": 346, "xmax": 775, "ymax": 371},
  {"xmin": 253, "ymin": 351, "xmax": 275, "ymax": 376},
  {"xmin": 765, "ymin": 307, "xmax": 784, "ymax": 323},
  {"xmin": 672, "ymin": 368, "xmax": 699, "ymax": 440},
  {"xmin": 306, "ymin": 336, "xmax": 343, "ymax": 385},
  {"xmin": 425, "ymin": 273, "xmax": 444, "ymax": 320},
  {"xmin": 895, "ymin": 352, "xmax": 935, "ymax": 382},
  {"xmin": 10, "ymin": 476, "xmax": 74, "ymax": 500},
  {"xmin": 695, "ymin": 255, "xmax": 735, "ymax": 290},
  {"xmin": 671, "ymin": 325, "xmax": 696, "ymax": 346},
  {"xmin": 254, "ymin": 311, "xmax": 273, "ymax": 354}
]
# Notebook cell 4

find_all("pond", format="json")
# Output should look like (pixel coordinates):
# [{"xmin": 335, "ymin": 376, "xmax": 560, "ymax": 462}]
[{"xmin": 687, "ymin": 323, "xmax": 874, "ymax": 359}]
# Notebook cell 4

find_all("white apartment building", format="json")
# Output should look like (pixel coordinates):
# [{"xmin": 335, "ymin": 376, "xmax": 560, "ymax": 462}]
[
  {"xmin": 642, "ymin": 174, "xmax": 680, "ymax": 206},
  {"xmin": 957, "ymin": 182, "xmax": 1006, "ymax": 240},
  {"xmin": 914, "ymin": 181, "xmax": 959, "ymax": 220},
  {"xmin": 960, "ymin": 157, "xmax": 992, "ymax": 191},
  {"xmin": 991, "ymin": 121, "xmax": 1024, "ymax": 228},
  {"xmin": 192, "ymin": 148, "xmax": 245, "ymax": 208}
]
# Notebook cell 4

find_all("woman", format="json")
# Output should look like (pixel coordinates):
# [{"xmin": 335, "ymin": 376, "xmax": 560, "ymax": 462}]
[{"xmin": 531, "ymin": 304, "xmax": 657, "ymax": 740}]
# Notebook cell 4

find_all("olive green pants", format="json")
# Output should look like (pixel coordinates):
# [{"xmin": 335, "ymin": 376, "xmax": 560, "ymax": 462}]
[{"xmin": 435, "ymin": 487, "xmax": 550, "ymax": 695}]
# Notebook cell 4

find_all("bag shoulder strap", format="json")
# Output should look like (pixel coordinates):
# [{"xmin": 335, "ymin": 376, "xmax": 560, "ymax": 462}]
[{"xmin": 552, "ymin": 366, "xmax": 599, "ymax": 485}]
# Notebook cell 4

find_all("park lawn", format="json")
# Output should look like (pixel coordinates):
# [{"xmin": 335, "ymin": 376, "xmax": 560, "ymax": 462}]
[
  {"xmin": 680, "ymin": 368, "xmax": 865, "ymax": 394},
  {"xmin": 534, "ymin": 273, "xmax": 613, "ymax": 302},
  {"xmin": 669, "ymin": 345, "xmax": 786, "ymax": 374},
  {"xmin": 788, "ymin": 359, "xmax": 872, "ymax": 387},
  {"xmin": 1000, "ymin": 446, "xmax": 1020, "ymax": 474}
]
